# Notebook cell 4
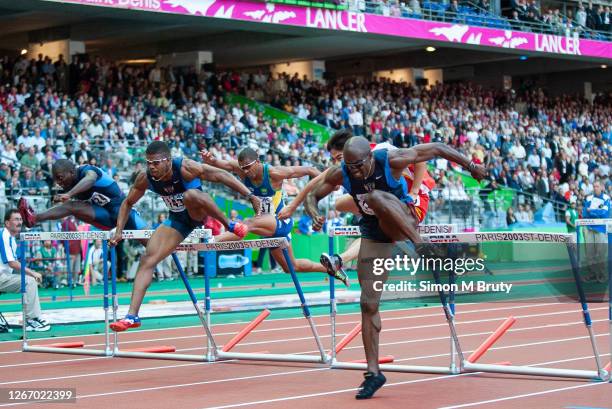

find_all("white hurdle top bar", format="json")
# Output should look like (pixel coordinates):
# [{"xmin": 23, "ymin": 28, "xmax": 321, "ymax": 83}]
[
  {"xmin": 329, "ymin": 225, "xmax": 572, "ymax": 243},
  {"xmin": 329, "ymin": 224, "xmax": 457, "ymax": 237},
  {"xmin": 20, "ymin": 228, "xmax": 213, "ymax": 242},
  {"xmin": 176, "ymin": 237, "xmax": 289, "ymax": 252},
  {"xmin": 575, "ymin": 218, "xmax": 612, "ymax": 233},
  {"xmin": 426, "ymin": 231, "xmax": 572, "ymax": 243}
]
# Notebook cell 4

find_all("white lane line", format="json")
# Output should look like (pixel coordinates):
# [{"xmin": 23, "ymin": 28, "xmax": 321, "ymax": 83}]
[
  {"xmin": 437, "ymin": 382, "xmax": 608, "ymax": 409},
  {"xmin": 0, "ymin": 302, "xmax": 571, "ymax": 350}
]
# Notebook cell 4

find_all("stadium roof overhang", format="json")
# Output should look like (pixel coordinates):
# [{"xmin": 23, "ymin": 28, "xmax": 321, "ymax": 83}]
[{"xmin": 0, "ymin": 0, "xmax": 607, "ymax": 74}]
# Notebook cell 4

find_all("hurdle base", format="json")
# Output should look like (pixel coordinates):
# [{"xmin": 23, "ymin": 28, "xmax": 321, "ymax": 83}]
[
  {"xmin": 23, "ymin": 345, "xmax": 109, "ymax": 357},
  {"xmin": 114, "ymin": 350, "xmax": 208, "ymax": 361},
  {"xmin": 217, "ymin": 351, "xmax": 328, "ymax": 364},
  {"xmin": 463, "ymin": 361, "xmax": 604, "ymax": 380},
  {"xmin": 332, "ymin": 361, "xmax": 454, "ymax": 374}
]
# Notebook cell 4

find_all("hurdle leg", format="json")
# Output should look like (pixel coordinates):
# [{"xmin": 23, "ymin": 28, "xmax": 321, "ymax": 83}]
[
  {"xmin": 171, "ymin": 253, "xmax": 217, "ymax": 354},
  {"xmin": 113, "ymin": 252, "xmax": 214, "ymax": 362},
  {"xmin": 432, "ymin": 268, "xmax": 464, "ymax": 373},
  {"xmin": 64, "ymin": 240, "xmax": 73, "ymax": 301},
  {"xmin": 102, "ymin": 240, "xmax": 111, "ymax": 356},
  {"xmin": 606, "ymin": 231, "xmax": 612, "ymax": 382},
  {"xmin": 448, "ymin": 270, "xmax": 457, "ymax": 373},
  {"xmin": 110, "ymin": 246, "xmax": 119, "ymax": 354},
  {"xmin": 328, "ymin": 234, "xmax": 337, "ymax": 363},
  {"xmin": 19, "ymin": 243, "xmax": 27, "ymax": 349},
  {"xmin": 281, "ymin": 247, "xmax": 327, "ymax": 362},
  {"xmin": 566, "ymin": 242, "xmax": 606, "ymax": 379},
  {"xmin": 204, "ymin": 251, "xmax": 213, "ymax": 361}
]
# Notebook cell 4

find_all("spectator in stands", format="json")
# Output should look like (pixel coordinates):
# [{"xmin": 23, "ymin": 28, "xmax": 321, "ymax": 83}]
[
  {"xmin": 35, "ymin": 240, "xmax": 59, "ymax": 288},
  {"xmin": 506, "ymin": 207, "xmax": 517, "ymax": 226},
  {"xmin": 448, "ymin": 0, "xmax": 460, "ymax": 17},
  {"xmin": 0, "ymin": 209, "xmax": 49, "ymax": 331},
  {"xmin": 576, "ymin": 4, "xmax": 587, "ymax": 28},
  {"xmin": 586, "ymin": 2, "xmax": 596, "ymax": 30},
  {"xmin": 409, "ymin": 0, "xmax": 421, "ymax": 15},
  {"xmin": 565, "ymin": 197, "xmax": 578, "ymax": 233},
  {"xmin": 85, "ymin": 240, "xmax": 105, "ymax": 286},
  {"xmin": 515, "ymin": 203, "xmax": 531, "ymax": 223},
  {"xmin": 74, "ymin": 142, "xmax": 94, "ymax": 165},
  {"xmin": 510, "ymin": 10, "xmax": 524, "ymax": 30},
  {"xmin": 19, "ymin": 147, "xmax": 38, "ymax": 172}
]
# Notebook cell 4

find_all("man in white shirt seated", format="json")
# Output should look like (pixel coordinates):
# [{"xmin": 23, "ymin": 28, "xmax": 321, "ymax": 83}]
[{"xmin": 0, "ymin": 209, "xmax": 50, "ymax": 331}]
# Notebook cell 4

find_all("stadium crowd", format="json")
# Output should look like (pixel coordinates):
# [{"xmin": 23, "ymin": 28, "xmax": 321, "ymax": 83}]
[
  {"xmin": 0, "ymin": 55, "xmax": 609, "ymax": 215},
  {"xmin": 0, "ymin": 54, "xmax": 608, "ymax": 286}
]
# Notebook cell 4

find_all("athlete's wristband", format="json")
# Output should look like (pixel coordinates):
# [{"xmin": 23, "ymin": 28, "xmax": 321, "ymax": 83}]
[{"xmin": 468, "ymin": 161, "xmax": 477, "ymax": 172}]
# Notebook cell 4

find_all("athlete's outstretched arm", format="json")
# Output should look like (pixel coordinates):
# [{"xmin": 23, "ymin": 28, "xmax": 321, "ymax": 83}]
[
  {"xmin": 55, "ymin": 170, "xmax": 98, "ymax": 202},
  {"xmin": 269, "ymin": 165, "xmax": 321, "ymax": 181},
  {"xmin": 182, "ymin": 159, "xmax": 261, "ymax": 216},
  {"xmin": 110, "ymin": 171, "xmax": 147, "ymax": 246},
  {"xmin": 278, "ymin": 170, "xmax": 329, "ymax": 219},
  {"xmin": 306, "ymin": 167, "xmax": 344, "ymax": 231},
  {"xmin": 389, "ymin": 143, "xmax": 486, "ymax": 181},
  {"xmin": 410, "ymin": 162, "xmax": 427, "ymax": 198},
  {"xmin": 200, "ymin": 150, "xmax": 242, "ymax": 175}
]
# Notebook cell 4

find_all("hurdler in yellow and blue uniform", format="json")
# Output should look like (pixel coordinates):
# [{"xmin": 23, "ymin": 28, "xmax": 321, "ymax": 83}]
[
  {"xmin": 201, "ymin": 147, "xmax": 332, "ymax": 275},
  {"xmin": 243, "ymin": 163, "xmax": 294, "ymax": 240}
]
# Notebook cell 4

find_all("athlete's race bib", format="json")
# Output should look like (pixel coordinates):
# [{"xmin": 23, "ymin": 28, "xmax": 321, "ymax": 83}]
[
  {"xmin": 259, "ymin": 196, "xmax": 274, "ymax": 215},
  {"xmin": 90, "ymin": 192, "xmax": 111, "ymax": 207},
  {"xmin": 162, "ymin": 194, "xmax": 186, "ymax": 212}
]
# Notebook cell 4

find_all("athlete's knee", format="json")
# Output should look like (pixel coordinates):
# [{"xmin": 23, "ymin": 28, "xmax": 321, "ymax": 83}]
[
  {"xmin": 182, "ymin": 189, "xmax": 202, "ymax": 206},
  {"xmin": 360, "ymin": 297, "xmax": 380, "ymax": 316},
  {"xmin": 139, "ymin": 252, "xmax": 160, "ymax": 271}
]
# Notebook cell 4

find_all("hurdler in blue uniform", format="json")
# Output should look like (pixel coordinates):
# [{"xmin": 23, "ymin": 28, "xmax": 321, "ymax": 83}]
[
  {"xmin": 19, "ymin": 159, "xmax": 147, "ymax": 230},
  {"xmin": 108, "ymin": 141, "xmax": 256, "ymax": 332},
  {"xmin": 340, "ymin": 148, "xmax": 412, "ymax": 243},
  {"xmin": 307, "ymin": 136, "xmax": 487, "ymax": 400}
]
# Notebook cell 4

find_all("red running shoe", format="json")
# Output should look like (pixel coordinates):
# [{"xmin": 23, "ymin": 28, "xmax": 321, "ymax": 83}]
[
  {"xmin": 18, "ymin": 198, "xmax": 37, "ymax": 228},
  {"xmin": 229, "ymin": 221, "xmax": 249, "ymax": 239},
  {"xmin": 109, "ymin": 315, "xmax": 141, "ymax": 332}
]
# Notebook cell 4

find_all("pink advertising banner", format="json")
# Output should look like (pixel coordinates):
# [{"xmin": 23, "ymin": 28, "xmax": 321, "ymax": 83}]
[{"xmin": 45, "ymin": 0, "xmax": 611, "ymax": 60}]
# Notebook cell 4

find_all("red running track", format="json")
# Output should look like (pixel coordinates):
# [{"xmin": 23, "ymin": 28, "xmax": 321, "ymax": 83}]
[{"xmin": 0, "ymin": 302, "xmax": 610, "ymax": 409}]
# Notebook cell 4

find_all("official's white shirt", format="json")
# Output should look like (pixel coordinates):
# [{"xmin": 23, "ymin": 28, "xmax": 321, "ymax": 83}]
[{"xmin": 0, "ymin": 228, "xmax": 17, "ymax": 275}]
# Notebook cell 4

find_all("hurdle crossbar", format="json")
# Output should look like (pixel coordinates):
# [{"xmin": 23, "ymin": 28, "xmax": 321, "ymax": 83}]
[{"xmin": 19, "ymin": 228, "xmax": 213, "ymax": 242}]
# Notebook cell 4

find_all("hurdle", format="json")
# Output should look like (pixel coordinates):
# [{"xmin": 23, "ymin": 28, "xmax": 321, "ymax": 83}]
[
  {"xmin": 431, "ymin": 231, "xmax": 609, "ymax": 381},
  {"xmin": 20, "ymin": 230, "xmax": 109, "ymax": 356},
  {"xmin": 328, "ymin": 224, "xmax": 461, "ymax": 374},
  {"xmin": 325, "ymin": 226, "xmax": 610, "ymax": 380},
  {"xmin": 113, "ymin": 237, "xmax": 329, "ymax": 364},
  {"xmin": 113, "ymin": 228, "xmax": 216, "ymax": 361},
  {"xmin": 575, "ymin": 218, "xmax": 612, "ymax": 383},
  {"xmin": 19, "ymin": 229, "xmax": 208, "ymax": 358},
  {"xmin": 212, "ymin": 239, "xmax": 327, "ymax": 364}
]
